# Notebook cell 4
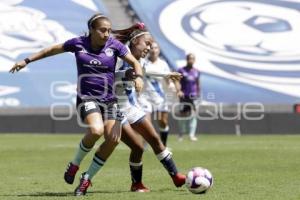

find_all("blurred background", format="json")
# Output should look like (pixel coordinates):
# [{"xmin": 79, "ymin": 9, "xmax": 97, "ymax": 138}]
[{"xmin": 1, "ymin": 0, "xmax": 300, "ymax": 134}]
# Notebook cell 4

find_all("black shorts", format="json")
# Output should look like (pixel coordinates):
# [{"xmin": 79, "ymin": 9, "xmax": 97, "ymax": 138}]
[
  {"xmin": 76, "ymin": 96, "xmax": 123, "ymax": 122},
  {"xmin": 179, "ymin": 97, "xmax": 196, "ymax": 113}
]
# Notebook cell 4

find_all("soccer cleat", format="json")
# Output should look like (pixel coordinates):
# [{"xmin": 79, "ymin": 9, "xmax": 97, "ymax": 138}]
[
  {"xmin": 64, "ymin": 162, "xmax": 79, "ymax": 184},
  {"xmin": 190, "ymin": 136, "xmax": 198, "ymax": 141},
  {"xmin": 74, "ymin": 173, "xmax": 92, "ymax": 196},
  {"xmin": 131, "ymin": 182, "xmax": 150, "ymax": 192},
  {"xmin": 178, "ymin": 136, "xmax": 184, "ymax": 142},
  {"xmin": 172, "ymin": 173, "xmax": 186, "ymax": 187}
]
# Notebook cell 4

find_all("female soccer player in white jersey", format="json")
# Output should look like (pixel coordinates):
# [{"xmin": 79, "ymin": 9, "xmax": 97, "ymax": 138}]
[
  {"xmin": 114, "ymin": 29, "xmax": 186, "ymax": 193},
  {"xmin": 138, "ymin": 42, "xmax": 182, "ymax": 147}
]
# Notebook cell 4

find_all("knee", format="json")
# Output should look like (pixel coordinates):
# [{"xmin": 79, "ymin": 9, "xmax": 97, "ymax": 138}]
[{"xmin": 89, "ymin": 125, "xmax": 104, "ymax": 138}]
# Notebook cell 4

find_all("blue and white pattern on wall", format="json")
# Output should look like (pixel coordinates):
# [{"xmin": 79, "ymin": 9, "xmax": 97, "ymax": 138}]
[
  {"xmin": 130, "ymin": 0, "xmax": 300, "ymax": 103},
  {"xmin": 0, "ymin": 0, "xmax": 107, "ymax": 107}
]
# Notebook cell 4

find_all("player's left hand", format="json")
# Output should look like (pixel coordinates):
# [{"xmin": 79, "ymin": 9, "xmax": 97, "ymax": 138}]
[{"xmin": 125, "ymin": 68, "xmax": 135, "ymax": 80}]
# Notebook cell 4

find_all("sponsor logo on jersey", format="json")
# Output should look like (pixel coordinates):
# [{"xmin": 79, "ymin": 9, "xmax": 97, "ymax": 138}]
[
  {"xmin": 90, "ymin": 59, "xmax": 102, "ymax": 66},
  {"xmin": 105, "ymin": 48, "xmax": 114, "ymax": 57}
]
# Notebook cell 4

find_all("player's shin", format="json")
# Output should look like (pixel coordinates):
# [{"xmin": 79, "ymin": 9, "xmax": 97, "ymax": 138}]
[
  {"xmin": 129, "ymin": 161, "xmax": 143, "ymax": 183},
  {"xmin": 159, "ymin": 126, "xmax": 169, "ymax": 146},
  {"xmin": 156, "ymin": 149, "xmax": 178, "ymax": 176},
  {"xmin": 156, "ymin": 149, "xmax": 186, "ymax": 187},
  {"xmin": 84, "ymin": 154, "xmax": 106, "ymax": 180},
  {"xmin": 72, "ymin": 139, "xmax": 92, "ymax": 166}
]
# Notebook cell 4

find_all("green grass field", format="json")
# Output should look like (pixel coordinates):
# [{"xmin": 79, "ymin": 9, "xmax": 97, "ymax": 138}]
[{"xmin": 0, "ymin": 134, "xmax": 300, "ymax": 200}]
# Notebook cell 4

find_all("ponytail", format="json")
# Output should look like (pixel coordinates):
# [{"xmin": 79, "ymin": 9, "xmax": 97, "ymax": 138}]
[{"xmin": 112, "ymin": 22, "xmax": 146, "ymax": 44}]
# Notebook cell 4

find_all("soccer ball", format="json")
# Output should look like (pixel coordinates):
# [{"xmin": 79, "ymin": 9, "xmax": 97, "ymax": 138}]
[{"xmin": 185, "ymin": 167, "xmax": 213, "ymax": 194}]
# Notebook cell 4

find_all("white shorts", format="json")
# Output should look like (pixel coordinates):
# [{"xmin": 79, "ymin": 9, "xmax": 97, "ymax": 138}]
[
  {"xmin": 138, "ymin": 96, "xmax": 153, "ymax": 113},
  {"xmin": 138, "ymin": 96, "xmax": 169, "ymax": 113},
  {"xmin": 156, "ymin": 101, "xmax": 169, "ymax": 112},
  {"xmin": 120, "ymin": 103, "xmax": 146, "ymax": 124}
]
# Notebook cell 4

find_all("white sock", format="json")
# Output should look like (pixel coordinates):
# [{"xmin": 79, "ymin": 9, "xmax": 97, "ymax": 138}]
[{"xmin": 72, "ymin": 140, "xmax": 92, "ymax": 166}]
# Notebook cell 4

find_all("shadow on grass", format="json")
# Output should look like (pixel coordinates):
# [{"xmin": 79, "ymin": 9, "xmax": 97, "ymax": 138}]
[
  {"xmin": 1, "ymin": 190, "xmax": 130, "ymax": 197},
  {"xmin": 0, "ymin": 188, "xmax": 187, "ymax": 197}
]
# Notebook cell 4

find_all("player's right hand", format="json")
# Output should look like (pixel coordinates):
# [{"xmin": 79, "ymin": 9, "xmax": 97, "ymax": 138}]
[
  {"xmin": 9, "ymin": 61, "xmax": 27, "ymax": 73},
  {"xmin": 177, "ymin": 90, "xmax": 184, "ymax": 98},
  {"xmin": 134, "ymin": 76, "xmax": 144, "ymax": 93},
  {"xmin": 167, "ymin": 72, "xmax": 182, "ymax": 81}
]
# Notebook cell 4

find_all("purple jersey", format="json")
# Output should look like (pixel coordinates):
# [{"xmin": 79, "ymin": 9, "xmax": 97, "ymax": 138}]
[
  {"xmin": 178, "ymin": 66, "xmax": 200, "ymax": 98},
  {"xmin": 63, "ymin": 36, "xmax": 128, "ymax": 102}
]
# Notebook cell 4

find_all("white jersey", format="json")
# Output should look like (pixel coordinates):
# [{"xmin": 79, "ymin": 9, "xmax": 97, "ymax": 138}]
[
  {"xmin": 115, "ymin": 57, "xmax": 146, "ymax": 124},
  {"xmin": 143, "ymin": 57, "xmax": 170, "ymax": 103},
  {"xmin": 138, "ymin": 57, "xmax": 176, "ymax": 112}
]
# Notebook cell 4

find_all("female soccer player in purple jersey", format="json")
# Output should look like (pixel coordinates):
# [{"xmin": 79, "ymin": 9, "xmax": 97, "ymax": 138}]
[
  {"xmin": 9, "ymin": 13, "xmax": 144, "ymax": 196},
  {"xmin": 68, "ymin": 29, "xmax": 186, "ymax": 195},
  {"xmin": 177, "ymin": 53, "xmax": 201, "ymax": 141}
]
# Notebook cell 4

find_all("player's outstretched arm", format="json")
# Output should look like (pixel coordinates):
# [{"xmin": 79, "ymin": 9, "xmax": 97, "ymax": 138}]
[
  {"xmin": 9, "ymin": 44, "xmax": 65, "ymax": 73},
  {"xmin": 122, "ymin": 53, "xmax": 144, "ymax": 92},
  {"xmin": 146, "ymin": 71, "xmax": 182, "ymax": 81}
]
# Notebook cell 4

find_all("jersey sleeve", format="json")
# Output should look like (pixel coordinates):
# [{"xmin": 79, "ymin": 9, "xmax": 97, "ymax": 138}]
[
  {"xmin": 115, "ymin": 40, "xmax": 129, "ymax": 57},
  {"xmin": 177, "ymin": 67, "xmax": 183, "ymax": 74},
  {"xmin": 63, "ymin": 37, "xmax": 81, "ymax": 52},
  {"xmin": 115, "ymin": 58, "xmax": 126, "ymax": 81}
]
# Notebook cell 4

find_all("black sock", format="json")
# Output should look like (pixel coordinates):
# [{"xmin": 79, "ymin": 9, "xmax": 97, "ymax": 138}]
[
  {"xmin": 159, "ymin": 151, "xmax": 178, "ymax": 177},
  {"xmin": 160, "ymin": 131, "xmax": 169, "ymax": 146},
  {"xmin": 130, "ymin": 163, "xmax": 143, "ymax": 183},
  {"xmin": 159, "ymin": 126, "xmax": 169, "ymax": 146}
]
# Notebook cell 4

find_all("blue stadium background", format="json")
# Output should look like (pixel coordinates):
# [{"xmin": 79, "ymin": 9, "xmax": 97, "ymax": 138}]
[{"xmin": 1, "ymin": 0, "xmax": 300, "ymax": 107}]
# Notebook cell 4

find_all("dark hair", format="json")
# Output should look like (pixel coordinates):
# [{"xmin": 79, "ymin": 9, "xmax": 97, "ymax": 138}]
[
  {"xmin": 112, "ymin": 22, "xmax": 147, "ymax": 44},
  {"xmin": 186, "ymin": 53, "xmax": 195, "ymax": 59},
  {"xmin": 87, "ymin": 13, "xmax": 110, "ymax": 30}
]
